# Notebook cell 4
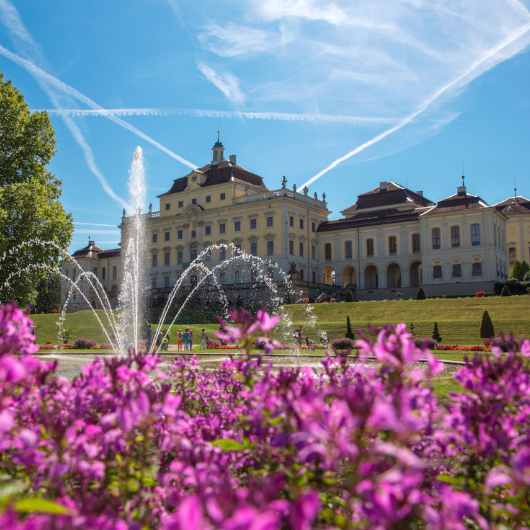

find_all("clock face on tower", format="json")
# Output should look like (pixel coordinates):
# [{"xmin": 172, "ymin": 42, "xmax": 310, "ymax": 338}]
[{"xmin": 191, "ymin": 174, "xmax": 197, "ymax": 182}]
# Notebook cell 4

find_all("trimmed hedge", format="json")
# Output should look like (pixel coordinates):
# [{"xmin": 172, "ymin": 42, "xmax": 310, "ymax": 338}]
[{"xmin": 74, "ymin": 338, "xmax": 97, "ymax": 349}]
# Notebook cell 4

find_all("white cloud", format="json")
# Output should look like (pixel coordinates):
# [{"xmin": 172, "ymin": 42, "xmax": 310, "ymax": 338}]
[
  {"xmin": 256, "ymin": 0, "xmax": 346, "ymax": 26},
  {"xmin": 75, "ymin": 222, "xmax": 118, "ymax": 227},
  {"xmin": 74, "ymin": 229, "xmax": 121, "ymax": 235},
  {"xmin": 197, "ymin": 62, "xmax": 245, "ymax": 104},
  {"xmin": 198, "ymin": 23, "xmax": 274, "ymax": 57}
]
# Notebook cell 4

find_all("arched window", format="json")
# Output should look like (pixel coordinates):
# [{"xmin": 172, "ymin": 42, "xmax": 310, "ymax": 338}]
[
  {"xmin": 509, "ymin": 247, "xmax": 516, "ymax": 265},
  {"xmin": 213, "ymin": 150, "xmax": 218, "ymax": 161},
  {"xmin": 219, "ymin": 247, "xmax": 226, "ymax": 261}
]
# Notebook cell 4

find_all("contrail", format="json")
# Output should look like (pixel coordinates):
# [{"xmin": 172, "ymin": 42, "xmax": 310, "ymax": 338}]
[
  {"xmin": 75, "ymin": 222, "xmax": 118, "ymax": 227},
  {"xmin": 301, "ymin": 20, "xmax": 530, "ymax": 188},
  {"xmin": 0, "ymin": 44, "xmax": 197, "ymax": 170},
  {"xmin": 36, "ymin": 107, "xmax": 398, "ymax": 125}
]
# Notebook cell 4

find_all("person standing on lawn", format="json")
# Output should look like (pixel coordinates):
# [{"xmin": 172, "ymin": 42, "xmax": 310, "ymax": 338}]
[
  {"xmin": 188, "ymin": 328, "xmax": 193, "ymax": 349},
  {"xmin": 201, "ymin": 328, "xmax": 207, "ymax": 350},
  {"xmin": 176, "ymin": 329, "xmax": 183, "ymax": 351},
  {"xmin": 182, "ymin": 330, "xmax": 190, "ymax": 351}
]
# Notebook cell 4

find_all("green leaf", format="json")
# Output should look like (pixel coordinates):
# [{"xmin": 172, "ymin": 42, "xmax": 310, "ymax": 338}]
[
  {"xmin": 211, "ymin": 439, "xmax": 245, "ymax": 451},
  {"xmin": 436, "ymin": 475, "xmax": 462, "ymax": 484},
  {"xmin": 0, "ymin": 480, "xmax": 28, "ymax": 499},
  {"xmin": 14, "ymin": 498, "xmax": 71, "ymax": 514}
]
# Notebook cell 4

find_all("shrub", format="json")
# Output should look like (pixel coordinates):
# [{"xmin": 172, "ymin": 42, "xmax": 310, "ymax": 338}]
[
  {"xmin": 345, "ymin": 290, "xmax": 354, "ymax": 303},
  {"xmin": 51, "ymin": 309, "xmax": 57, "ymax": 313},
  {"xmin": 417, "ymin": 287, "xmax": 426, "ymax": 300},
  {"xmin": 409, "ymin": 323, "xmax": 415, "ymax": 337},
  {"xmin": 345, "ymin": 316, "xmax": 355, "ymax": 340},
  {"xmin": 74, "ymin": 337, "xmax": 97, "ymax": 349},
  {"xmin": 480, "ymin": 310, "xmax": 495, "ymax": 339},
  {"xmin": 501, "ymin": 285, "xmax": 511, "ymax": 297},
  {"xmin": 475, "ymin": 291, "xmax": 486, "ymax": 297},
  {"xmin": 284, "ymin": 292, "xmax": 293, "ymax": 304},
  {"xmin": 331, "ymin": 337, "xmax": 356, "ymax": 350},
  {"xmin": 432, "ymin": 322, "xmax": 442, "ymax": 342}
]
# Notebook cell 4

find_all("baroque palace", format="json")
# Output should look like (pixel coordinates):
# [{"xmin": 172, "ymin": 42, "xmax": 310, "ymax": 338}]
[{"xmin": 61, "ymin": 138, "xmax": 530, "ymax": 310}]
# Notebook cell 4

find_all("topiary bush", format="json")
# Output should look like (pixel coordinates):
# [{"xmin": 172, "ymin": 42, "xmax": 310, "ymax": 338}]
[
  {"xmin": 417, "ymin": 287, "xmax": 426, "ymax": 300},
  {"xmin": 345, "ymin": 316, "xmax": 355, "ymax": 340},
  {"xmin": 413, "ymin": 338, "xmax": 439, "ymax": 350},
  {"xmin": 74, "ymin": 338, "xmax": 97, "ymax": 349},
  {"xmin": 345, "ymin": 290, "xmax": 354, "ymax": 303},
  {"xmin": 501, "ymin": 285, "xmax": 511, "ymax": 297},
  {"xmin": 331, "ymin": 337, "xmax": 356, "ymax": 350},
  {"xmin": 480, "ymin": 310, "xmax": 495, "ymax": 339},
  {"xmin": 432, "ymin": 322, "xmax": 442, "ymax": 343}
]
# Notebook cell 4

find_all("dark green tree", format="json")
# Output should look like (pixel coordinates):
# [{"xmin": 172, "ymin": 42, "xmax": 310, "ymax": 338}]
[
  {"xmin": 501, "ymin": 285, "xmax": 511, "ymax": 297},
  {"xmin": 417, "ymin": 287, "xmax": 426, "ymax": 300},
  {"xmin": 345, "ymin": 316, "xmax": 355, "ymax": 340},
  {"xmin": 0, "ymin": 72, "xmax": 73, "ymax": 307},
  {"xmin": 432, "ymin": 322, "xmax": 442, "ymax": 342},
  {"xmin": 512, "ymin": 260, "xmax": 524, "ymax": 281},
  {"xmin": 345, "ymin": 290, "xmax": 354, "ymax": 303},
  {"xmin": 34, "ymin": 272, "xmax": 61, "ymax": 313},
  {"xmin": 480, "ymin": 310, "xmax": 495, "ymax": 339},
  {"xmin": 409, "ymin": 323, "xmax": 415, "ymax": 337},
  {"xmin": 521, "ymin": 260, "xmax": 530, "ymax": 279},
  {"xmin": 236, "ymin": 294, "xmax": 244, "ymax": 309},
  {"xmin": 284, "ymin": 292, "xmax": 293, "ymax": 304}
]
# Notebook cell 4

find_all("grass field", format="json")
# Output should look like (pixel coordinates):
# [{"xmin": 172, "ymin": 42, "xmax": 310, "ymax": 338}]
[
  {"xmin": 31, "ymin": 296, "xmax": 530, "ymax": 348},
  {"xmin": 275, "ymin": 296, "xmax": 530, "ymax": 346}
]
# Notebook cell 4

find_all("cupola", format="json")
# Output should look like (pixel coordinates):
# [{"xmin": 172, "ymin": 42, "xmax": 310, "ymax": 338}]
[{"xmin": 212, "ymin": 132, "xmax": 225, "ymax": 164}]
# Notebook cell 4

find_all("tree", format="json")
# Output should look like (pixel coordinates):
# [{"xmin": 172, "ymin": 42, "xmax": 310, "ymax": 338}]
[
  {"xmin": 34, "ymin": 272, "xmax": 61, "ymax": 313},
  {"xmin": 0, "ymin": 72, "xmax": 73, "ymax": 307},
  {"xmin": 480, "ymin": 310, "xmax": 495, "ymax": 339},
  {"xmin": 512, "ymin": 260, "xmax": 524, "ymax": 281},
  {"xmin": 417, "ymin": 288, "xmax": 426, "ymax": 300},
  {"xmin": 345, "ymin": 316, "xmax": 355, "ymax": 340},
  {"xmin": 345, "ymin": 290, "xmax": 354, "ymax": 303},
  {"xmin": 432, "ymin": 322, "xmax": 442, "ymax": 342},
  {"xmin": 409, "ymin": 323, "xmax": 415, "ymax": 337},
  {"xmin": 501, "ymin": 285, "xmax": 511, "ymax": 297},
  {"xmin": 284, "ymin": 292, "xmax": 293, "ymax": 304},
  {"xmin": 521, "ymin": 260, "xmax": 530, "ymax": 279}
]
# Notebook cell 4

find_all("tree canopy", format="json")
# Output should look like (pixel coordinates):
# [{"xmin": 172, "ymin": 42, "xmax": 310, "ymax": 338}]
[{"xmin": 0, "ymin": 72, "xmax": 73, "ymax": 307}]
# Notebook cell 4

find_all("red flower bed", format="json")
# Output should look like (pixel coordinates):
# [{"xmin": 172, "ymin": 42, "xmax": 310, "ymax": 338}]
[
  {"xmin": 476, "ymin": 291, "xmax": 486, "ymax": 298},
  {"xmin": 434, "ymin": 344, "xmax": 489, "ymax": 352}
]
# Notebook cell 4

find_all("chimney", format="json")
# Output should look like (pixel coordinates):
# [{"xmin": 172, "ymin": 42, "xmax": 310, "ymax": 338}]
[
  {"xmin": 379, "ymin": 182, "xmax": 387, "ymax": 191},
  {"xmin": 457, "ymin": 186, "xmax": 466, "ymax": 197},
  {"xmin": 89, "ymin": 240, "xmax": 95, "ymax": 246},
  {"xmin": 229, "ymin": 154, "xmax": 236, "ymax": 164},
  {"xmin": 415, "ymin": 190, "xmax": 423, "ymax": 196}
]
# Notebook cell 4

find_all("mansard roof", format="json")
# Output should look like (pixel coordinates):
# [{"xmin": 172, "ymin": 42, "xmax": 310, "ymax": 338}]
[
  {"xmin": 493, "ymin": 196, "xmax": 530, "ymax": 216},
  {"xmin": 341, "ymin": 181, "xmax": 434, "ymax": 214},
  {"xmin": 421, "ymin": 188, "xmax": 490, "ymax": 216},
  {"xmin": 71, "ymin": 242, "xmax": 120, "ymax": 259},
  {"xmin": 159, "ymin": 159, "xmax": 267, "ymax": 197}
]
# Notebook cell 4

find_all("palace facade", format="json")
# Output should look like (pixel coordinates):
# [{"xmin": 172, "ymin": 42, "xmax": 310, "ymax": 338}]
[{"xmin": 61, "ymin": 139, "xmax": 528, "ymax": 310}]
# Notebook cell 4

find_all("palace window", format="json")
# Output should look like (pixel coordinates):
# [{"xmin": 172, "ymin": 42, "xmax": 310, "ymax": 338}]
[
  {"xmin": 65, "ymin": 268, "xmax": 69, "ymax": 278},
  {"xmin": 164, "ymin": 276, "xmax": 170, "ymax": 288},
  {"xmin": 152, "ymin": 255, "xmax": 158, "ymax": 267},
  {"xmin": 164, "ymin": 252, "xmax": 170, "ymax": 266},
  {"xmin": 165, "ymin": 203, "xmax": 170, "ymax": 211},
  {"xmin": 472, "ymin": 263, "xmax": 482, "ymax": 276},
  {"xmin": 191, "ymin": 198, "xmax": 197, "ymax": 205},
  {"xmin": 267, "ymin": 267, "xmax": 274, "ymax": 279},
  {"xmin": 451, "ymin": 226, "xmax": 460, "ymax": 248},
  {"xmin": 312, "ymin": 245, "xmax": 316, "ymax": 259},
  {"xmin": 93, "ymin": 267, "xmax": 98, "ymax": 277},
  {"xmin": 345, "ymin": 241, "xmax": 352, "ymax": 259},
  {"xmin": 234, "ymin": 221, "xmax": 241, "ymax": 232},
  {"xmin": 250, "ymin": 218, "xmax": 257, "ymax": 230},
  {"xmin": 251, "ymin": 269, "xmax": 258, "ymax": 283},
  {"xmin": 234, "ymin": 244, "xmax": 242, "ymax": 256},
  {"xmin": 300, "ymin": 219, "xmax": 304, "ymax": 230},
  {"xmin": 206, "ymin": 195, "xmax": 211, "ymax": 203},
  {"xmin": 300, "ymin": 269, "xmax": 304, "ymax": 281},
  {"xmin": 508, "ymin": 247, "xmax": 516, "ymax": 265},
  {"xmin": 190, "ymin": 249, "xmax": 197, "ymax": 262},
  {"xmin": 178, "ymin": 230, "xmax": 183, "ymax": 240},
  {"xmin": 452, "ymin": 264, "xmax": 461, "ymax": 278},
  {"xmin": 289, "ymin": 240, "xmax": 294, "ymax": 255},
  {"xmin": 325, "ymin": 243, "xmax": 332, "ymax": 261},
  {"xmin": 266, "ymin": 216, "xmax": 273, "ymax": 228},
  {"xmin": 178, "ymin": 201, "xmax": 183, "ymax": 208},
  {"xmin": 220, "ymin": 223, "xmax": 226, "ymax": 234},
  {"xmin": 289, "ymin": 216, "xmax": 294, "ymax": 227},
  {"xmin": 220, "ymin": 271, "xmax": 226, "ymax": 284},
  {"xmin": 177, "ymin": 251, "xmax": 183, "ymax": 264},
  {"xmin": 73, "ymin": 269, "xmax": 77, "ymax": 281},
  {"xmin": 204, "ymin": 249, "xmax": 211, "ymax": 262},
  {"xmin": 389, "ymin": 236, "xmax": 397, "ymax": 255},
  {"xmin": 471, "ymin": 224, "xmax": 480, "ymax": 246},
  {"xmin": 235, "ymin": 270, "xmax": 241, "ymax": 284},
  {"xmin": 102, "ymin": 268, "xmax": 106, "ymax": 280},
  {"xmin": 312, "ymin": 271, "xmax": 316, "ymax": 283},
  {"xmin": 433, "ymin": 265, "xmax": 442, "ymax": 278},
  {"xmin": 412, "ymin": 233, "xmax": 420, "ymax": 253},
  {"xmin": 151, "ymin": 277, "xmax": 157, "ymax": 289},
  {"xmin": 152, "ymin": 233, "xmax": 158, "ymax": 243},
  {"xmin": 165, "ymin": 232, "xmax": 170, "ymax": 242},
  {"xmin": 432, "ymin": 228, "xmax": 441, "ymax": 249},
  {"xmin": 299, "ymin": 242, "xmax": 304, "ymax": 257},
  {"xmin": 366, "ymin": 238, "xmax": 374, "ymax": 257},
  {"xmin": 312, "ymin": 222, "xmax": 316, "ymax": 233},
  {"xmin": 220, "ymin": 247, "xmax": 226, "ymax": 261},
  {"xmin": 220, "ymin": 193, "xmax": 226, "ymax": 201},
  {"xmin": 267, "ymin": 241, "xmax": 274, "ymax": 255},
  {"xmin": 251, "ymin": 242, "xmax": 258, "ymax": 256},
  {"xmin": 205, "ymin": 225, "xmax": 211, "ymax": 236}
]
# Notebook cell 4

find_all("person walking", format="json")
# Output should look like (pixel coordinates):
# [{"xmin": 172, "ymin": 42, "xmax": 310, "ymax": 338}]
[
  {"xmin": 294, "ymin": 324, "xmax": 303, "ymax": 348},
  {"xmin": 200, "ymin": 328, "xmax": 207, "ymax": 351},
  {"xmin": 176, "ymin": 329, "xmax": 183, "ymax": 351},
  {"xmin": 182, "ymin": 330, "xmax": 190, "ymax": 351}
]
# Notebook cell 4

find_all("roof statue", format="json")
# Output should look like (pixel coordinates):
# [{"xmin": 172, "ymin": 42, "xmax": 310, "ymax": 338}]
[
  {"xmin": 282, "ymin": 176, "xmax": 287, "ymax": 188},
  {"xmin": 314, "ymin": 192, "xmax": 318, "ymax": 199},
  {"xmin": 322, "ymin": 193, "xmax": 326, "ymax": 202},
  {"xmin": 293, "ymin": 184, "xmax": 297, "ymax": 193},
  {"xmin": 303, "ymin": 186, "xmax": 308, "ymax": 196}
]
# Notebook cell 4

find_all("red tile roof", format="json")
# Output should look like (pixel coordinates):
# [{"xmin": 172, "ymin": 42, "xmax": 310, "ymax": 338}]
[
  {"xmin": 494, "ymin": 197, "xmax": 530, "ymax": 216},
  {"xmin": 422, "ymin": 189, "xmax": 490, "ymax": 216}
]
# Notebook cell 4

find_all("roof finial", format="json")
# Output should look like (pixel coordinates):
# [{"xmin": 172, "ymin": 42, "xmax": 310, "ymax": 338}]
[
  {"xmin": 461, "ymin": 157, "xmax": 465, "ymax": 187},
  {"xmin": 514, "ymin": 172, "xmax": 517, "ymax": 200}
]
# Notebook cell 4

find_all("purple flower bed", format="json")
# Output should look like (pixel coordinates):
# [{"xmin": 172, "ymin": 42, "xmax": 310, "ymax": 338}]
[
  {"xmin": 74, "ymin": 337, "xmax": 97, "ymax": 349},
  {"xmin": 1, "ymin": 301, "xmax": 530, "ymax": 528}
]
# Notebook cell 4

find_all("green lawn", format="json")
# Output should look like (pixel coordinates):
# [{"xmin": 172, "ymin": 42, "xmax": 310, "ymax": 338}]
[{"xmin": 275, "ymin": 296, "xmax": 530, "ymax": 346}]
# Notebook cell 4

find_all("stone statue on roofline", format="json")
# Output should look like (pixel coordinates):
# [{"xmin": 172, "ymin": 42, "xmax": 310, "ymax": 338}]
[
  {"xmin": 149, "ymin": 203, "xmax": 152, "ymax": 214},
  {"xmin": 322, "ymin": 193, "xmax": 326, "ymax": 202},
  {"xmin": 314, "ymin": 192, "xmax": 318, "ymax": 199},
  {"xmin": 293, "ymin": 184, "xmax": 297, "ymax": 193},
  {"xmin": 303, "ymin": 186, "xmax": 308, "ymax": 196},
  {"xmin": 282, "ymin": 176, "xmax": 287, "ymax": 188}
]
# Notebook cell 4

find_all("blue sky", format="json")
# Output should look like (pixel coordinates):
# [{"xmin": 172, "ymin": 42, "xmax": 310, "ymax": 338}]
[{"xmin": 1, "ymin": 0, "xmax": 530, "ymax": 252}]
